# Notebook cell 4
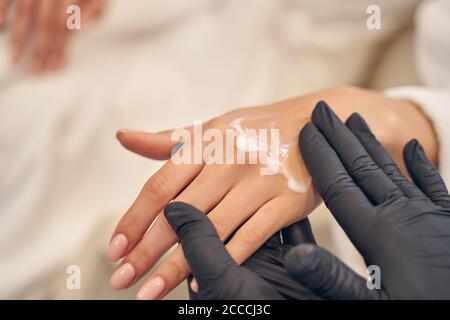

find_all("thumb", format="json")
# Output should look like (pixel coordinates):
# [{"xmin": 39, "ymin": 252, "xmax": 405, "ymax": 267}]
[
  {"xmin": 116, "ymin": 127, "xmax": 191, "ymax": 160},
  {"xmin": 403, "ymin": 139, "xmax": 450, "ymax": 208},
  {"xmin": 164, "ymin": 202, "xmax": 240, "ymax": 292},
  {"xmin": 284, "ymin": 244, "xmax": 384, "ymax": 300}
]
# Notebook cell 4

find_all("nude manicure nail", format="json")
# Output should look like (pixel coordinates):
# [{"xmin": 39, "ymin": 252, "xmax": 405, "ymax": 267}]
[
  {"xmin": 137, "ymin": 276, "xmax": 165, "ymax": 300},
  {"xmin": 171, "ymin": 142, "xmax": 184, "ymax": 157},
  {"xmin": 107, "ymin": 233, "xmax": 128, "ymax": 261},
  {"xmin": 190, "ymin": 278, "xmax": 199, "ymax": 293},
  {"xmin": 110, "ymin": 263, "xmax": 135, "ymax": 290}
]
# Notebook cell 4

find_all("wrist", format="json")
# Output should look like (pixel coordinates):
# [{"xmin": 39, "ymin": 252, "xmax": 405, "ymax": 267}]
[{"xmin": 288, "ymin": 85, "xmax": 438, "ymax": 171}]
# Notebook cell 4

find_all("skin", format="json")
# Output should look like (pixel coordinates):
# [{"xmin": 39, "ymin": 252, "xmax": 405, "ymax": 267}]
[
  {"xmin": 0, "ymin": 0, "xmax": 106, "ymax": 73},
  {"xmin": 109, "ymin": 85, "xmax": 438, "ymax": 299}
]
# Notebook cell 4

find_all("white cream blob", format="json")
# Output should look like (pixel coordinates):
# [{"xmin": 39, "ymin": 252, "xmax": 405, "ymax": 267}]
[{"xmin": 230, "ymin": 116, "xmax": 311, "ymax": 193}]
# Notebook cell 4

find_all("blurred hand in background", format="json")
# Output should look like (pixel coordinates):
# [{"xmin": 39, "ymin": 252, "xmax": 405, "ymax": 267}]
[{"xmin": 0, "ymin": 0, "xmax": 107, "ymax": 74}]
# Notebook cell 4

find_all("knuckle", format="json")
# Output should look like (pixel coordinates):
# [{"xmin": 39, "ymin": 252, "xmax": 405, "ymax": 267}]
[
  {"xmin": 162, "ymin": 259, "xmax": 183, "ymax": 281},
  {"xmin": 205, "ymin": 117, "xmax": 227, "ymax": 132},
  {"xmin": 121, "ymin": 249, "xmax": 154, "ymax": 279},
  {"xmin": 349, "ymin": 155, "xmax": 380, "ymax": 180},
  {"xmin": 238, "ymin": 224, "xmax": 266, "ymax": 249},
  {"xmin": 211, "ymin": 219, "xmax": 227, "ymax": 240},
  {"xmin": 380, "ymin": 162, "xmax": 397, "ymax": 175},
  {"xmin": 205, "ymin": 116, "xmax": 221, "ymax": 128},
  {"xmin": 350, "ymin": 155, "xmax": 373, "ymax": 172},
  {"xmin": 131, "ymin": 248, "xmax": 155, "ymax": 271},
  {"xmin": 119, "ymin": 216, "xmax": 140, "ymax": 234},
  {"xmin": 142, "ymin": 173, "xmax": 170, "ymax": 202},
  {"xmin": 323, "ymin": 172, "xmax": 353, "ymax": 204}
]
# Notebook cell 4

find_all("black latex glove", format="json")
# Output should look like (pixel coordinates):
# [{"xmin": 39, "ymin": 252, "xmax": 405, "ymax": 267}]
[
  {"xmin": 284, "ymin": 101, "xmax": 450, "ymax": 299},
  {"xmin": 164, "ymin": 202, "xmax": 320, "ymax": 300}
]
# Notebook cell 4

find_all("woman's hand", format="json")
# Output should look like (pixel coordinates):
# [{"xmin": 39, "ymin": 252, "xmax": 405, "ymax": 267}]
[
  {"xmin": 0, "ymin": 0, "xmax": 106, "ymax": 73},
  {"xmin": 108, "ymin": 86, "xmax": 437, "ymax": 299}
]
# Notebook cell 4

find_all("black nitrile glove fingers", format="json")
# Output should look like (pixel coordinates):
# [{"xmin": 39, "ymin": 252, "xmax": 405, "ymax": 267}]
[
  {"xmin": 300, "ymin": 122, "xmax": 373, "ymax": 250},
  {"xmin": 311, "ymin": 101, "xmax": 404, "ymax": 205},
  {"xmin": 166, "ymin": 203, "xmax": 318, "ymax": 300},
  {"xmin": 284, "ymin": 244, "xmax": 384, "ymax": 300},
  {"xmin": 281, "ymin": 218, "xmax": 316, "ymax": 246},
  {"xmin": 404, "ymin": 139, "xmax": 450, "ymax": 208},
  {"xmin": 346, "ymin": 113, "xmax": 425, "ymax": 199},
  {"xmin": 300, "ymin": 103, "xmax": 450, "ymax": 299},
  {"xmin": 164, "ymin": 202, "xmax": 240, "ymax": 291},
  {"xmin": 241, "ymin": 220, "xmax": 321, "ymax": 300}
]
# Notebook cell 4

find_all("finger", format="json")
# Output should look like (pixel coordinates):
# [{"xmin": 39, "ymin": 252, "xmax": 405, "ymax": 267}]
[
  {"xmin": 47, "ymin": 0, "xmax": 69, "ymax": 71},
  {"xmin": 134, "ymin": 178, "xmax": 279, "ymax": 298},
  {"xmin": 81, "ymin": 0, "xmax": 106, "ymax": 23},
  {"xmin": 404, "ymin": 139, "xmax": 450, "ymax": 208},
  {"xmin": 11, "ymin": 0, "xmax": 35, "ymax": 64},
  {"xmin": 281, "ymin": 218, "xmax": 316, "ymax": 246},
  {"xmin": 48, "ymin": 26, "xmax": 68, "ymax": 71},
  {"xmin": 0, "ymin": 0, "xmax": 11, "ymax": 27},
  {"xmin": 136, "ymin": 202, "xmax": 240, "ymax": 300},
  {"xmin": 141, "ymin": 196, "xmax": 293, "ymax": 300},
  {"xmin": 205, "ymin": 175, "xmax": 281, "ymax": 243},
  {"xmin": 107, "ymin": 159, "xmax": 202, "ymax": 262},
  {"xmin": 31, "ymin": 0, "xmax": 55, "ymax": 73},
  {"xmin": 284, "ymin": 244, "xmax": 385, "ymax": 299},
  {"xmin": 300, "ymin": 122, "xmax": 373, "ymax": 246},
  {"xmin": 312, "ymin": 101, "xmax": 404, "ymax": 205},
  {"xmin": 147, "ymin": 240, "xmax": 285, "ymax": 301},
  {"xmin": 112, "ymin": 165, "xmax": 233, "ymax": 289},
  {"xmin": 138, "ymin": 243, "xmax": 191, "ymax": 300},
  {"xmin": 117, "ymin": 127, "xmax": 193, "ymax": 160},
  {"xmin": 166, "ymin": 202, "xmax": 238, "ymax": 285},
  {"xmin": 346, "ymin": 113, "xmax": 425, "ymax": 199},
  {"xmin": 224, "ymin": 196, "xmax": 298, "ymax": 266}
]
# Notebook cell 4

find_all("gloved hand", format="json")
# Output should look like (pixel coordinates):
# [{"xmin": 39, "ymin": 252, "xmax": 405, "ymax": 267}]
[
  {"xmin": 284, "ymin": 101, "xmax": 450, "ymax": 299},
  {"xmin": 164, "ymin": 201, "xmax": 320, "ymax": 300}
]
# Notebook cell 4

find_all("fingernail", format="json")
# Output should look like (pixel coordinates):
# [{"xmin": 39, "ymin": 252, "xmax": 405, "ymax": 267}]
[
  {"xmin": 137, "ymin": 276, "xmax": 165, "ymax": 300},
  {"xmin": 190, "ymin": 278, "xmax": 199, "ymax": 293},
  {"xmin": 171, "ymin": 142, "xmax": 184, "ymax": 157},
  {"xmin": 110, "ymin": 263, "xmax": 135, "ymax": 290},
  {"xmin": 107, "ymin": 233, "xmax": 128, "ymax": 261}
]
